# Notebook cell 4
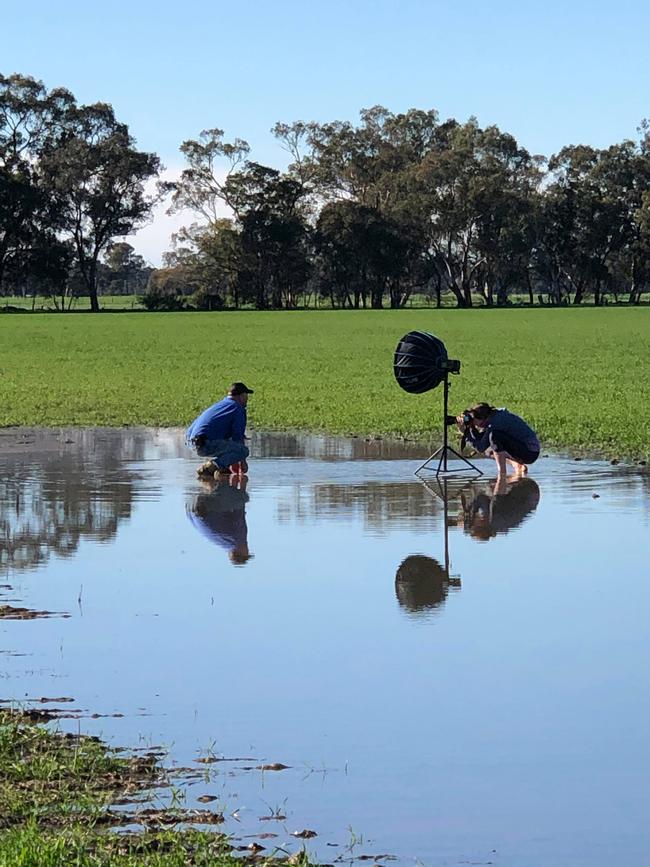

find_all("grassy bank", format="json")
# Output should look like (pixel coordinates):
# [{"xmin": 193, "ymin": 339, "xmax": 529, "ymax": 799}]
[
  {"xmin": 0, "ymin": 708, "xmax": 289, "ymax": 866},
  {"xmin": 1, "ymin": 308, "xmax": 648, "ymax": 457}
]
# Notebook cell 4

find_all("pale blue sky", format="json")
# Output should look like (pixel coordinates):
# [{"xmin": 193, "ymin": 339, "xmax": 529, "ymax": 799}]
[{"xmin": 4, "ymin": 0, "xmax": 649, "ymax": 262}]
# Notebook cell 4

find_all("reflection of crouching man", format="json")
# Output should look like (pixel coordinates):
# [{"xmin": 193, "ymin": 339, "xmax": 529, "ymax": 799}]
[
  {"xmin": 187, "ymin": 382, "xmax": 253, "ymax": 477},
  {"xmin": 187, "ymin": 476, "xmax": 253, "ymax": 565}
]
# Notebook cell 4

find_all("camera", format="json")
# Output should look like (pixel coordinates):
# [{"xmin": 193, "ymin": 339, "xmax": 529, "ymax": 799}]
[{"xmin": 445, "ymin": 411, "xmax": 473, "ymax": 427}]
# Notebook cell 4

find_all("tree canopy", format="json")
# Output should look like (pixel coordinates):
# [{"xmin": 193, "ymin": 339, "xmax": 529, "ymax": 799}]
[{"xmin": 3, "ymin": 71, "xmax": 650, "ymax": 311}]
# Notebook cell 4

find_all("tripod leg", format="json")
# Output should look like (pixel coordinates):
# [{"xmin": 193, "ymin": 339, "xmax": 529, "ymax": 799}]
[
  {"xmin": 434, "ymin": 446, "xmax": 483, "ymax": 478},
  {"xmin": 414, "ymin": 446, "xmax": 443, "ymax": 475}
]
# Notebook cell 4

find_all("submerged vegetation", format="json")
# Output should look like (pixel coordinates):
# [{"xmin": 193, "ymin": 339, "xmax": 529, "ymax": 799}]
[
  {"xmin": 1, "ymin": 307, "xmax": 649, "ymax": 457},
  {"xmin": 0, "ymin": 707, "xmax": 299, "ymax": 866}
]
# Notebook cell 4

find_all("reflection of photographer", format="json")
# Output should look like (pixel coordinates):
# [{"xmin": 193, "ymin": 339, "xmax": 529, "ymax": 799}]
[
  {"xmin": 448, "ymin": 403, "xmax": 540, "ymax": 483},
  {"xmin": 186, "ymin": 476, "xmax": 253, "ymax": 566},
  {"xmin": 459, "ymin": 477, "xmax": 541, "ymax": 541}
]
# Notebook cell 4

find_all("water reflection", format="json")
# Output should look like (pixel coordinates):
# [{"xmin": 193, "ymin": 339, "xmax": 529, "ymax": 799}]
[
  {"xmin": 3, "ymin": 430, "xmax": 650, "ymax": 866},
  {"xmin": 276, "ymin": 480, "xmax": 441, "ymax": 532},
  {"xmin": 254, "ymin": 431, "xmax": 429, "ymax": 462},
  {"xmin": 457, "ymin": 477, "xmax": 541, "ymax": 541},
  {"xmin": 186, "ymin": 476, "xmax": 253, "ymax": 566},
  {"xmin": 395, "ymin": 554, "xmax": 461, "ymax": 616},
  {"xmin": 0, "ymin": 429, "xmax": 152, "ymax": 573}
]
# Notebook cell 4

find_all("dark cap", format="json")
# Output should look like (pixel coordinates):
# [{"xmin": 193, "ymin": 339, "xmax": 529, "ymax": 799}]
[{"xmin": 228, "ymin": 382, "xmax": 254, "ymax": 396}]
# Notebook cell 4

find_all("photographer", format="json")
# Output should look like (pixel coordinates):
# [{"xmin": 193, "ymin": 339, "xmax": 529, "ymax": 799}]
[{"xmin": 457, "ymin": 403, "xmax": 540, "ymax": 483}]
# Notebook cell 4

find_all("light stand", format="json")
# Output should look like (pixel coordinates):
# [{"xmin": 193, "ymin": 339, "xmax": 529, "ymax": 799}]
[{"xmin": 414, "ymin": 373, "xmax": 483, "ymax": 479}]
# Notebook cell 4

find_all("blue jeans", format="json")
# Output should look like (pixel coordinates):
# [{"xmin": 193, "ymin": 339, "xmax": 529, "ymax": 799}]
[{"xmin": 194, "ymin": 438, "xmax": 249, "ymax": 469}]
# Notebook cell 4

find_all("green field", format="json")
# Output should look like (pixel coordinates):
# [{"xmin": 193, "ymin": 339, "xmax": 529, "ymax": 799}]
[{"xmin": 1, "ymin": 308, "xmax": 648, "ymax": 457}]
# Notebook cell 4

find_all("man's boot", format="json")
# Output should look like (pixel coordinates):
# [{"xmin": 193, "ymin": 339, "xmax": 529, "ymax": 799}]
[{"xmin": 197, "ymin": 460, "xmax": 219, "ymax": 477}]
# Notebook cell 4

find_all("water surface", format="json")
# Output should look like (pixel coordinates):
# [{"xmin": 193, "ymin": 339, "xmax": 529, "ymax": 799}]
[{"xmin": 1, "ymin": 428, "xmax": 649, "ymax": 866}]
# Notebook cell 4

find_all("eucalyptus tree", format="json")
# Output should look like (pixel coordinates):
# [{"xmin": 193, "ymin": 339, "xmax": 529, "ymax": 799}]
[
  {"xmin": 278, "ymin": 107, "xmax": 444, "ymax": 306},
  {"xmin": 163, "ymin": 220, "xmax": 242, "ymax": 308},
  {"xmin": 170, "ymin": 130, "xmax": 313, "ymax": 308},
  {"xmin": 0, "ymin": 74, "xmax": 72, "ymax": 293},
  {"xmin": 166, "ymin": 128, "xmax": 250, "ymax": 224},
  {"xmin": 541, "ymin": 140, "xmax": 650, "ymax": 304},
  {"xmin": 226, "ymin": 162, "xmax": 312, "ymax": 308},
  {"xmin": 102, "ymin": 241, "xmax": 150, "ymax": 295},
  {"xmin": 315, "ymin": 199, "xmax": 424, "ymax": 308},
  {"xmin": 406, "ymin": 120, "xmax": 540, "ymax": 307},
  {"xmin": 40, "ymin": 102, "xmax": 160, "ymax": 312}
]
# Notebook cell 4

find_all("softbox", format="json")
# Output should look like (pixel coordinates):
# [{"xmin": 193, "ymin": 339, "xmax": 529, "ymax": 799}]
[{"xmin": 393, "ymin": 331, "xmax": 450, "ymax": 394}]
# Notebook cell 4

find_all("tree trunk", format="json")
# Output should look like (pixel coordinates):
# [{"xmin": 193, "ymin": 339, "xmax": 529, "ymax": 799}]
[
  {"xmin": 88, "ymin": 259, "xmax": 100, "ymax": 312},
  {"xmin": 435, "ymin": 273, "xmax": 442, "ymax": 308},
  {"xmin": 628, "ymin": 258, "xmax": 642, "ymax": 304},
  {"xmin": 526, "ymin": 272, "xmax": 534, "ymax": 306}
]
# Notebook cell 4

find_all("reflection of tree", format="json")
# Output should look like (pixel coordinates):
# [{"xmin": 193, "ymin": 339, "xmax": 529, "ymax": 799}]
[
  {"xmin": 459, "ymin": 478, "xmax": 541, "ymax": 541},
  {"xmin": 276, "ymin": 481, "xmax": 442, "ymax": 533},
  {"xmin": 252, "ymin": 432, "xmax": 428, "ymax": 462},
  {"xmin": 395, "ymin": 555, "xmax": 461, "ymax": 616},
  {"xmin": 0, "ymin": 430, "xmax": 151, "ymax": 573}
]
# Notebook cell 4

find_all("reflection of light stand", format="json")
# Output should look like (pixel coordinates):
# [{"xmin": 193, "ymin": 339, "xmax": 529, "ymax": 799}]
[
  {"xmin": 415, "ymin": 374, "xmax": 483, "ymax": 479},
  {"xmin": 418, "ymin": 476, "xmax": 463, "ymax": 586}
]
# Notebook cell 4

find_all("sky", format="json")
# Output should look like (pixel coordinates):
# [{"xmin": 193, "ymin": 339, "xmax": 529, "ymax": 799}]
[{"xmin": 3, "ymin": 0, "xmax": 649, "ymax": 265}]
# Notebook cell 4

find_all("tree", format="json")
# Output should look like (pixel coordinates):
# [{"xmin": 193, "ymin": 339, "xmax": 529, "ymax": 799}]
[
  {"xmin": 230, "ymin": 166, "xmax": 312, "ymax": 309},
  {"xmin": 162, "ymin": 221, "xmax": 241, "ymax": 309},
  {"xmin": 40, "ymin": 102, "xmax": 160, "ymax": 311},
  {"xmin": 102, "ymin": 241, "xmax": 150, "ymax": 295},
  {"xmin": 166, "ymin": 128, "xmax": 250, "ymax": 224},
  {"xmin": 0, "ymin": 74, "xmax": 72, "ymax": 293},
  {"xmin": 405, "ymin": 120, "xmax": 541, "ymax": 307},
  {"xmin": 315, "ymin": 201, "xmax": 411, "ymax": 308},
  {"xmin": 540, "ymin": 141, "xmax": 650, "ymax": 305}
]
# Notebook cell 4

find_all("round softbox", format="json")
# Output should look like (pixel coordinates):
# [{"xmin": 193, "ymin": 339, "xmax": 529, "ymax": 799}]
[{"xmin": 393, "ymin": 331, "xmax": 449, "ymax": 394}]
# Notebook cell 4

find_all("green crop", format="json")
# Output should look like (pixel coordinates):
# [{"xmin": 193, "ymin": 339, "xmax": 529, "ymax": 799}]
[{"xmin": 1, "ymin": 307, "xmax": 648, "ymax": 457}]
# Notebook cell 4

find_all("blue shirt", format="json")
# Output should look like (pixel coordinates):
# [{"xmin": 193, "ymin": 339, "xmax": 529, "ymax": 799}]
[
  {"xmin": 466, "ymin": 408, "xmax": 539, "ymax": 454},
  {"xmin": 186, "ymin": 397, "xmax": 247, "ymax": 442}
]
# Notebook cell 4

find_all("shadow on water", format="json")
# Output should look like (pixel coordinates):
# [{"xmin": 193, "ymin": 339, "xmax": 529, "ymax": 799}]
[{"xmin": 1, "ymin": 429, "xmax": 650, "ymax": 866}]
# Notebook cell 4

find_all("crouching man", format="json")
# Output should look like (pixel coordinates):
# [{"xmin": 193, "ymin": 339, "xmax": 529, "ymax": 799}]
[{"xmin": 187, "ymin": 382, "xmax": 253, "ymax": 477}]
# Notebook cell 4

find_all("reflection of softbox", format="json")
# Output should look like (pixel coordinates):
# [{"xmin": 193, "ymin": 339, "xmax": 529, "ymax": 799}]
[
  {"xmin": 395, "ymin": 554, "xmax": 456, "ymax": 612},
  {"xmin": 393, "ymin": 331, "xmax": 450, "ymax": 394}
]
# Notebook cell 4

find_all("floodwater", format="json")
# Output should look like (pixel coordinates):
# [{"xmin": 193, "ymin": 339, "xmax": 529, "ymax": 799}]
[{"xmin": 1, "ymin": 428, "xmax": 650, "ymax": 866}]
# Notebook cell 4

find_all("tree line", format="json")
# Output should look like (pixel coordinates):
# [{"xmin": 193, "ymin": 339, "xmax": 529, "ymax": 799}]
[{"xmin": 2, "ymin": 73, "xmax": 650, "ymax": 311}]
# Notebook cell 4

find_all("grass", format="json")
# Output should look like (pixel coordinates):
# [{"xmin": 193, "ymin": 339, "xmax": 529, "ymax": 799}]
[
  {"xmin": 0, "ymin": 708, "xmax": 303, "ymax": 866},
  {"xmin": 0, "ymin": 307, "xmax": 649, "ymax": 457}
]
